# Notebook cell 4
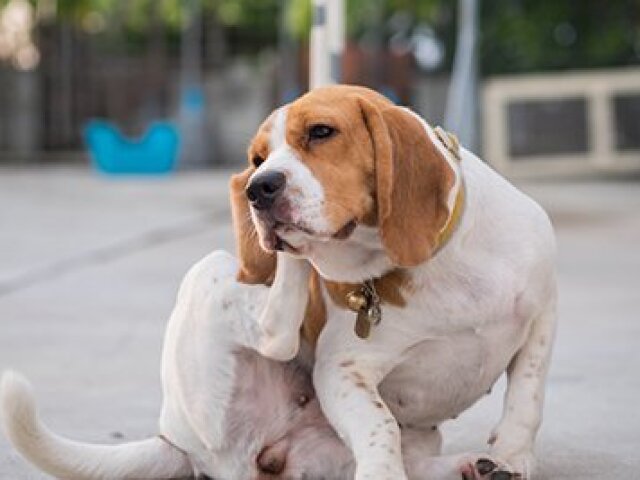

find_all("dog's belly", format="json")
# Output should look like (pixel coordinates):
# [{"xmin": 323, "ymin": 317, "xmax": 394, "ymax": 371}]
[{"xmin": 379, "ymin": 320, "xmax": 525, "ymax": 428}]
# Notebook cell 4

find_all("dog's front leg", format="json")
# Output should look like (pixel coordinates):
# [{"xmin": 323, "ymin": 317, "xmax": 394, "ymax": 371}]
[
  {"xmin": 314, "ymin": 334, "xmax": 408, "ymax": 480},
  {"xmin": 257, "ymin": 253, "xmax": 311, "ymax": 361},
  {"xmin": 489, "ymin": 299, "xmax": 557, "ymax": 479}
]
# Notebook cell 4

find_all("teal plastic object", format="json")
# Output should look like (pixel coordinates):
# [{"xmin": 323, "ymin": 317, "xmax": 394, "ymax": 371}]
[{"xmin": 85, "ymin": 120, "xmax": 180, "ymax": 174}]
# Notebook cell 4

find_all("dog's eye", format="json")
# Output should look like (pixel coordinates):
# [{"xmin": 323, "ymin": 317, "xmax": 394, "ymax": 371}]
[
  {"xmin": 308, "ymin": 124, "xmax": 336, "ymax": 141},
  {"xmin": 252, "ymin": 155, "xmax": 264, "ymax": 168}
]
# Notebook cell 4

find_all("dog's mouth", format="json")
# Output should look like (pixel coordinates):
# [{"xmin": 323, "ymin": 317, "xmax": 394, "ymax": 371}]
[
  {"xmin": 261, "ymin": 218, "xmax": 358, "ymax": 253},
  {"xmin": 266, "ymin": 225, "xmax": 299, "ymax": 253},
  {"xmin": 258, "ymin": 220, "xmax": 305, "ymax": 253},
  {"xmin": 332, "ymin": 219, "xmax": 357, "ymax": 240}
]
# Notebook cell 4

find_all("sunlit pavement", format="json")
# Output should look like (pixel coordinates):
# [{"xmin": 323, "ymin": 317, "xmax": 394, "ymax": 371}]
[{"xmin": 0, "ymin": 166, "xmax": 639, "ymax": 479}]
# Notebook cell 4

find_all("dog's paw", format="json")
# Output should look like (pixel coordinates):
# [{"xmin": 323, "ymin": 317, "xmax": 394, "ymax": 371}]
[
  {"xmin": 459, "ymin": 456, "xmax": 525, "ymax": 480},
  {"xmin": 257, "ymin": 332, "xmax": 300, "ymax": 361}
]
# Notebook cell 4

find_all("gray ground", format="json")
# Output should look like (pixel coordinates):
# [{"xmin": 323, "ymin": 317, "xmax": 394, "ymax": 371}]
[{"xmin": 0, "ymin": 166, "xmax": 638, "ymax": 479}]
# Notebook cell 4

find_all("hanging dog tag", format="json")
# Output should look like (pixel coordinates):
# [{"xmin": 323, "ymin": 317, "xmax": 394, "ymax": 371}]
[
  {"xmin": 354, "ymin": 309, "xmax": 372, "ymax": 339},
  {"xmin": 354, "ymin": 304, "xmax": 382, "ymax": 339},
  {"xmin": 367, "ymin": 302, "xmax": 382, "ymax": 326},
  {"xmin": 350, "ymin": 280, "xmax": 382, "ymax": 339}
]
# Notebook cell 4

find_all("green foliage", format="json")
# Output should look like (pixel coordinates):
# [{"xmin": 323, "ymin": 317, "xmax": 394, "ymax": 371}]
[
  {"xmin": 286, "ymin": 0, "xmax": 446, "ymax": 39},
  {"xmin": 480, "ymin": 0, "xmax": 640, "ymax": 75},
  {"xmin": 287, "ymin": 0, "xmax": 640, "ymax": 74},
  {"xmin": 2, "ymin": 0, "xmax": 638, "ymax": 74}
]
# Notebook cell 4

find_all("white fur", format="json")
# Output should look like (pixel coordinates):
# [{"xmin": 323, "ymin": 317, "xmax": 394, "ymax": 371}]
[
  {"xmin": 0, "ymin": 252, "xmax": 258, "ymax": 479},
  {"xmin": 0, "ymin": 372, "xmax": 190, "ymax": 479},
  {"xmin": 0, "ymin": 252, "xmax": 304, "ymax": 479},
  {"xmin": 257, "ymin": 253, "xmax": 311, "ymax": 361},
  {"xmin": 0, "ymin": 252, "xmax": 277, "ymax": 479},
  {"xmin": 258, "ymin": 107, "xmax": 558, "ymax": 480},
  {"xmin": 269, "ymin": 106, "xmax": 288, "ymax": 151}
]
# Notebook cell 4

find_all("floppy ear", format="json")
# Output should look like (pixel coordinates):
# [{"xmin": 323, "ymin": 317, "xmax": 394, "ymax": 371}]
[
  {"xmin": 357, "ymin": 98, "xmax": 456, "ymax": 267},
  {"xmin": 229, "ymin": 168, "xmax": 276, "ymax": 285}
]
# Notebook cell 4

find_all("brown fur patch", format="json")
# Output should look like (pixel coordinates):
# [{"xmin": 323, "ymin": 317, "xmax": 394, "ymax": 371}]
[
  {"xmin": 361, "ymin": 100, "xmax": 456, "ymax": 267},
  {"xmin": 282, "ymin": 86, "xmax": 394, "ymax": 232},
  {"xmin": 301, "ymin": 270, "xmax": 327, "ymax": 348},
  {"xmin": 229, "ymin": 110, "xmax": 279, "ymax": 286},
  {"xmin": 325, "ymin": 268, "xmax": 410, "ymax": 309},
  {"xmin": 300, "ymin": 268, "xmax": 411, "ymax": 349},
  {"xmin": 229, "ymin": 169, "xmax": 276, "ymax": 285}
]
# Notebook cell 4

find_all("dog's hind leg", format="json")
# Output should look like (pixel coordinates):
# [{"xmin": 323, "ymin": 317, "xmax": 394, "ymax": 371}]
[{"xmin": 256, "ymin": 253, "xmax": 311, "ymax": 361}]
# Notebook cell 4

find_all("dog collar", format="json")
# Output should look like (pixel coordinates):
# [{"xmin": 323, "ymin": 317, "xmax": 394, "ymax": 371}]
[
  {"xmin": 433, "ymin": 126, "xmax": 465, "ymax": 255},
  {"xmin": 434, "ymin": 181, "xmax": 465, "ymax": 254}
]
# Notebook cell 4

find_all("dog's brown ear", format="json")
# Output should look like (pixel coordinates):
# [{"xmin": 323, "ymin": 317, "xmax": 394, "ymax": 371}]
[
  {"xmin": 229, "ymin": 168, "xmax": 276, "ymax": 285},
  {"xmin": 357, "ymin": 98, "xmax": 456, "ymax": 267}
]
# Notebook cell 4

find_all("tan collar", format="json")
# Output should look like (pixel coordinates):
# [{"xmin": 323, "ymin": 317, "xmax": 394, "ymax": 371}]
[
  {"xmin": 434, "ymin": 181, "xmax": 465, "ymax": 254},
  {"xmin": 433, "ymin": 126, "xmax": 465, "ymax": 254}
]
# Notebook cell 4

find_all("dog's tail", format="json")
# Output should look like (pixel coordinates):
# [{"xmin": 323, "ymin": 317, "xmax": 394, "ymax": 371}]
[{"xmin": 0, "ymin": 370, "xmax": 192, "ymax": 479}]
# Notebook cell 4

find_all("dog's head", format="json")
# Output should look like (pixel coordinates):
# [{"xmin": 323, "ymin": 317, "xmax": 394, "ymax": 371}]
[{"xmin": 231, "ymin": 85, "xmax": 461, "ymax": 283}]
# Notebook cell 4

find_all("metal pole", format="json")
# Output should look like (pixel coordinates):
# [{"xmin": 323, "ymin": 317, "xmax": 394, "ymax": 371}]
[
  {"xmin": 445, "ymin": 0, "xmax": 479, "ymax": 151},
  {"xmin": 278, "ymin": 0, "xmax": 299, "ymax": 103},
  {"xmin": 310, "ymin": 0, "xmax": 344, "ymax": 89},
  {"xmin": 178, "ymin": 0, "xmax": 207, "ymax": 168},
  {"xmin": 327, "ymin": 0, "xmax": 345, "ymax": 84}
]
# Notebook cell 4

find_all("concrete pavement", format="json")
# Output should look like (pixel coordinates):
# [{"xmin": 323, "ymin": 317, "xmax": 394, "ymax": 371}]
[{"xmin": 0, "ymin": 166, "xmax": 639, "ymax": 479}]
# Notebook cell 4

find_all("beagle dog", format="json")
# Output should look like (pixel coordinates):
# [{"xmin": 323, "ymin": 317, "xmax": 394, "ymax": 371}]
[
  {"xmin": 2, "ymin": 252, "xmax": 476, "ymax": 480},
  {"xmin": 232, "ymin": 85, "xmax": 557, "ymax": 480}
]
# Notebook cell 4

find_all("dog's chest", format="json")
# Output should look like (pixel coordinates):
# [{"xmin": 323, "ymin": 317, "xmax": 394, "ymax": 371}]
[
  {"xmin": 378, "ymin": 323, "xmax": 515, "ymax": 427},
  {"xmin": 326, "ymin": 259, "xmax": 532, "ymax": 427}
]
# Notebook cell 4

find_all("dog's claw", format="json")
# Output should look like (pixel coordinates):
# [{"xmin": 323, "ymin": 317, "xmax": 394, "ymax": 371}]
[
  {"xmin": 476, "ymin": 458, "xmax": 497, "ymax": 475},
  {"xmin": 461, "ymin": 455, "xmax": 524, "ymax": 480},
  {"xmin": 491, "ymin": 471, "xmax": 514, "ymax": 480}
]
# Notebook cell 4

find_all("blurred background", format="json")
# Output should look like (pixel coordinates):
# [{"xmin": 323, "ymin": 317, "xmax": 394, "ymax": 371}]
[
  {"xmin": 1, "ymin": 1, "xmax": 639, "ymax": 479},
  {"xmin": 0, "ymin": 0, "xmax": 638, "ymax": 172}
]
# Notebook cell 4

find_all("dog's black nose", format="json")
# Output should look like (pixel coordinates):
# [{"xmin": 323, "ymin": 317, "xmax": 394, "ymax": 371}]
[{"xmin": 246, "ymin": 171, "xmax": 286, "ymax": 210}]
